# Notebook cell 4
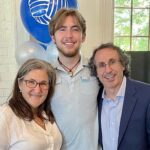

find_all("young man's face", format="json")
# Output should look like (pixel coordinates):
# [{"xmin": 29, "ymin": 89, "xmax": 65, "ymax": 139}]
[{"xmin": 52, "ymin": 16, "xmax": 85, "ymax": 57}]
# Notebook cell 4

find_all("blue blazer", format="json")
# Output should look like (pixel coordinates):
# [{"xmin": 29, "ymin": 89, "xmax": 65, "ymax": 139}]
[{"xmin": 98, "ymin": 78, "xmax": 150, "ymax": 150}]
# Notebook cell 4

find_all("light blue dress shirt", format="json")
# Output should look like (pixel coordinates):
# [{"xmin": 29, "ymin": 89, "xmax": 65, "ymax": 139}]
[
  {"xmin": 51, "ymin": 57, "xmax": 99, "ymax": 150},
  {"xmin": 101, "ymin": 77, "xmax": 126, "ymax": 150}
]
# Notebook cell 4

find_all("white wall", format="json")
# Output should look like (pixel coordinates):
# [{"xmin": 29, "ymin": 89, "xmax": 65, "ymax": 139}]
[
  {"xmin": 0, "ymin": 0, "xmax": 28, "ymax": 104},
  {"xmin": 78, "ymin": 0, "xmax": 113, "ymax": 57},
  {"xmin": 78, "ymin": 0, "xmax": 101, "ymax": 57},
  {"xmin": 0, "ymin": 0, "xmax": 113, "ymax": 104},
  {"xmin": 0, "ymin": 0, "xmax": 17, "ymax": 104}
]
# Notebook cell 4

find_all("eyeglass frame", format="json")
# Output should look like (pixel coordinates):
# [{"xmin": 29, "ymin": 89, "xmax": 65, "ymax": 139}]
[
  {"xmin": 95, "ymin": 59, "xmax": 121, "ymax": 70},
  {"xmin": 18, "ymin": 78, "xmax": 50, "ymax": 90}
]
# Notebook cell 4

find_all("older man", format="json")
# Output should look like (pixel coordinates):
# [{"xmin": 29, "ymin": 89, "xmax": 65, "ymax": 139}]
[{"xmin": 89, "ymin": 43, "xmax": 150, "ymax": 150}]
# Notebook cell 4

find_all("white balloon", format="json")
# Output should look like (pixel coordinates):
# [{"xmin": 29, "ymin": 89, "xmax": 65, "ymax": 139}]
[
  {"xmin": 15, "ymin": 41, "xmax": 47, "ymax": 66},
  {"xmin": 46, "ymin": 42, "xmax": 58, "ymax": 64}
]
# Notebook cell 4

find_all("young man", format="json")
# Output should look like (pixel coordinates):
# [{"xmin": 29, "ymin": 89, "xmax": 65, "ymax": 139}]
[
  {"xmin": 89, "ymin": 43, "xmax": 150, "ymax": 150},
  {"xmin": 49, "ymin": 8, "xmax": 99, "ymax": 150}
]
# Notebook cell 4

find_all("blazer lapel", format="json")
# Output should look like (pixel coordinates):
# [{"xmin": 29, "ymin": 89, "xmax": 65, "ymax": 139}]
[
  {"xmin": 118, "ymin": 79, "xmax": 138, "ymax": 146},
  {"xmin": 97, "ymin": 86, "xmax": 104, "ymax": 148}
]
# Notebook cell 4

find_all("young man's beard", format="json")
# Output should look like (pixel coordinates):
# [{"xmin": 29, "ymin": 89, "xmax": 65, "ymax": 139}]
[{"xmin": 57, "ymin": 47, "xmax": 80, "ymax": 57}]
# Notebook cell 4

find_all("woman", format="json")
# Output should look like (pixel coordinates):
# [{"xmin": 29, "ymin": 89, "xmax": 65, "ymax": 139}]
[{"xmin": 0, "ymin": 59, "xmax": 62, "ymax": 150}]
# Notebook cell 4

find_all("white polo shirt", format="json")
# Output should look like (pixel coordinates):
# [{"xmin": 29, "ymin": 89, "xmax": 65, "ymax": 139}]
[{"xmin": 51, "ymin": 57, "xmax": 99, "ymax": 150}]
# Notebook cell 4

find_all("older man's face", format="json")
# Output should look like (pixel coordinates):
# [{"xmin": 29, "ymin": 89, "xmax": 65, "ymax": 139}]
[{"xmin": 94, "ymin": 48, "xmax": 125, "ymax": 91}]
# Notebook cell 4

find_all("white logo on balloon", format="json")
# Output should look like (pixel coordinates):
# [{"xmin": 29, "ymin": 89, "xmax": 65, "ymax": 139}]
[{"xmin": 29, "ymin": 0, "xmax": 68, "ymax": 25}]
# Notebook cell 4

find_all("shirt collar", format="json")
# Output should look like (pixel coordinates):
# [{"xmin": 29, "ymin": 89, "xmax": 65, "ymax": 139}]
[
  {"xmin": 52, "ymin": 56, "xmax": 89, "ymax": 72},
  {"xmin": 102, "ymin": 76, "xmax": 126, "ymax": 99}
]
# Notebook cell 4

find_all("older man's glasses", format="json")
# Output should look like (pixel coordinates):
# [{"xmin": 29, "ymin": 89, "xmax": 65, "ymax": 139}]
[
  {"xmin": 96, "ymin": 59, "xmax": 121, "ymax": 69},
  {"xmin": 20, "ymin": 79, "xmax": 49, "ymax": 90}
]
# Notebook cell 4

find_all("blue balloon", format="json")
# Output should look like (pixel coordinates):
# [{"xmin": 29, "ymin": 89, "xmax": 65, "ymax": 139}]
[{"xmin": 20, "ymin": 0, "xmax": 78, "ymax": 44}]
